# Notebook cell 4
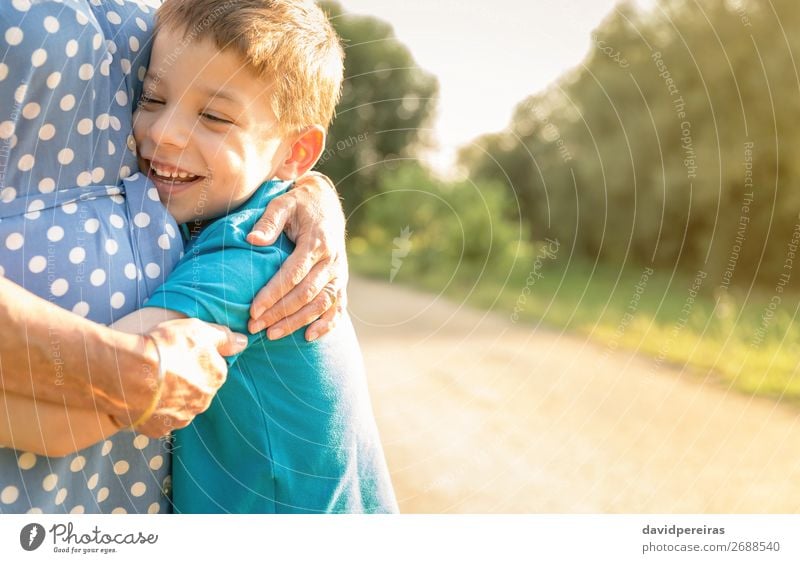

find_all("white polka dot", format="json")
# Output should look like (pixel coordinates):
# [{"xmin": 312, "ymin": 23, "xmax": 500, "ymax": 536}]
[
  {"xmin": 129, "ymin": 482, "xmax": 146, "ymax": 497},
  {"xmin": 70, "ymin": 505, "xmax": 85, "ymax": 514},
  {"xmin": 119, "ymin": 166, "xmax": 132, "ymax": 178},
  {"xmin": 100, "ymin": 59, "xmax": 111, "ymax": 77},
  {"xmin": 28, "ymin": 256, "xmax": 46, "ymax": 273},
  {"xmin": 72, "ymin": 301, "xmax": 90, "ymax": 317},
  {"xmin": 109, "ymin": 116, "xmax": 121, "ymax": 131},
  {"xmin": 113, "ymin": 460, "xmax": 129, "ymax": 475},
  {"xmin": 47, "ymin": 225, "xmax": 64, "ymax": 242},
  {"xmin": 22, "ymin": 102, "xmax": 40, "ymax": 119},
  {"xmin": 5, "ymin": 27, "xmax": 23, "ymax": 46},
  {"xmin": 0, "ymin": 63, "xmax": 7, "ymax": 81},
  {"xmin": 12, "ymin": 0, "xmax": 31, "ymax": 11},
  {"xmin": 157, "ymin": 234, "xmax": 171, "ymax": 250},
  {"xmin": 111, "ymin": 507, "xmax": 127, "ymax": 514},
  {"xmin": 124, "ymin": 263, "xmax": 137, "ymax": 279},
  {"xmin": 79, "ymin": 64, "xmax": 94, "ymax": 80},
  {"xmin": 110, "ymin": 292, "xmax": 125, "ymax": 309},
  {"xmin": 90, "ymin": 269, "xmax": 106, "ymax": 286},
  {"xmin": 147, "ymin": 502, "xmax": 160, "ymax": 514},
  {"xmin": 76, "ymin": 10, "xmax": 89, "ymax": 25},
  {"xmin": 5, "ymin": 233, "xmax": 23, "ymax": 251},
  {"xmin": 44, "ymin": 16, "xmax": 60, "ymax": 33},
  {"xmin": 115, "ymin": 90, "xmax": 129, "ymax": 106},
  {"xmin": 60, "ymin": 94, "xmax": 76, "ymax": 111},
  {"xmin": 87, "ymin": 473, "xmax": 99, "ymax": 490},
  {"xmin": 133, "ymin": 434, "xmax": 150, "ymax": 449},
  {"xmin": 38, "ymin": 178, "xmax": 55, "ymax": 193},
  {"xmin": 66, "ymin": 39, "xmax": 79, "ymax": 57},
  {"xmin": 0, "ymin": 121, "xmax": 14, "ymax": 139},
  {"xmin": 76, "ymin": 171, "xmax": 92, "ymax": 187},
  {"xmin": 50, "ymin": 278, "xmax": 69, "ymax": 297},
  {"xmin": 107, "ymin": 11, "xmax": 122, "ymax": 24},
  {"xmin": 92, "ymin": 32, "xmax": 103, "ymax": 50},
  {"xmin": 69, "ymin": 247, "xmax": 86, "ymax": 264},
  {"xmin": 27, "ymin": 508, "xmax": 43, "ymax": 514},
  {"xmin": 17, "ymin": 154, "xmax": 34, "ymax": 171},
  {"xmin": 136, "ymin": 17, "xmax": 148, "ymax": 32},
  {"xmin": 138, "ymin": 66, "xmax": 146, "ymax": 81},
  {"xmin": 96, "ymin": 487, "xmax": 109, "ymax": 503},
  {"xmin": 108, "ymin": 140, "xmax": 116, "ymax": 156},
  {"xmin": 39, "ymin": 123, "xmax": 56, "ymax": 141},
  {"xmin": 46, "ymin": 72, "xmax": 61, "ymax": 89},
  {"xmin": 58, "ymin": 148, "xmax": 74, "ymax": 165},
  {"xmin": 126, "ymin": 134, "xmax": 136, "ymax": 152},
  {"xmin": 77, "ymin": 118, "xmax": 93, "ymax": 135},
  {"xmin": 95, "ymin": 113, "xmax": 110, "ymax": 130},
  {"xmin": 84, "ymin": 218, "xmax": 100, "ymax": 233},
  {"xmin": 147, "ymin": 187, "xmax": 160, "ymax": 202},
  {"xmin": 14, "ymin": 84, "xmax": 27, "ymax": 103},
  {"xmin": 18, "ymin": 452, "xmax": 36, "ymax": 470},
  {"xmin": 0, "ymin": 186, "xmax": 16, "ymax": 202},
  {"xmin": 106, "ymin": 39, "xmax": 117, "ymax": 54},
  {"xmin": 55, "ymin": 488, "xmax": 68, "ymax": 505},
  {"xmin": 120, "ymin": 58, "xmax": 131, "ymax": 74},
  {"xmin": 133, "ymin": 212, "xmax": 151, "ymax": 228},
  {"xmin": 1, "ymin": 486, "xmax": 19, "ymax": 504},
  {"xmin": 62, "ymin": 201, "xmax": 78, "ymax": 215},
  {"xmin": 165, "ymin": 223, "xmax": 177, "ymax": 238},
  {"xmin": 31, "ymin": 49, "xmax": 47, "ymax": 67},
  {"xmin": 148, "ymin": 455, "xmax": 163, "ymax": 470},
  {"xmin": 110, "ymin": 214, "xmax": 124, "ymax": 228},
  {"xmin": 145, "ymin": 263, "xmax": 161, "ymax": 279},
  {"xmin": 129, "ymin": 36, "xmax": 140, "ymax": 52},
  {"xmin": 9, "ymin": 135, "xmax": 17, "ymax": 149},
  {"xmin": 69, "ymin": 456, "xmax": 86, "ymax": 473},
  {"xmin": 42, "ymin": 473, "xmax": 58, "ymax": 492},
  {"xmin": 104, "ymin": 240, "xmax": 119, "ymax": 256},
  {"xmin": 110, "ymin": 194, "xmax": 124, "ymax": 204}
]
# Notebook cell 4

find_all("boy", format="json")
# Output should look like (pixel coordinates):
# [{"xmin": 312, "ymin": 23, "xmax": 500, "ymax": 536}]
[{"xmin": 112, "ymin": 0, "xmax": 398, "ymax": 513}]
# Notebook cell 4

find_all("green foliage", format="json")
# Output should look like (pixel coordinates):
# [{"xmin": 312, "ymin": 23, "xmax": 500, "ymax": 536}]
[
  {"xmin": 316, "ymin": 1, "xmax": 439, "ymax": 229},
  {"xmin": 463, "ymin": 0, "xmax": 800, "ymax": 291}
]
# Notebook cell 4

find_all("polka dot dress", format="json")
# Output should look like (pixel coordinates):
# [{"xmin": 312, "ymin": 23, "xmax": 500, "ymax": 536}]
[{"xmin": 0, "ymin": 0, "xmax": 180, "ymax": 514}]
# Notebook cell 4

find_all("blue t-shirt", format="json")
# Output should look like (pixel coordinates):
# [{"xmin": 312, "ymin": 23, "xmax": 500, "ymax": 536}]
[{"xmin": 146, "ymin": 180, "xmax": 398, "ymax": 513}]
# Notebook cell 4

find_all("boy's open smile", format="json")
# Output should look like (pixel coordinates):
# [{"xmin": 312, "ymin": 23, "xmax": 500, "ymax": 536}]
[{"xmin": 141, "ymin": 157, "xmax": 207, "ymax": 199}]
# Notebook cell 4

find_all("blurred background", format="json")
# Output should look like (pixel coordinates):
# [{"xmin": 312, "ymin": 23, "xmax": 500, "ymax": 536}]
[{"xmin": 318, "ymin": 0, "xmax": 800, "ymax": 512}]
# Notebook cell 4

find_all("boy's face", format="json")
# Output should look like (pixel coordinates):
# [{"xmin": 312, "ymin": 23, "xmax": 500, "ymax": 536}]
[{"xmin": 133, "ymin": 27, "xmax": 290, "ymax": 224}]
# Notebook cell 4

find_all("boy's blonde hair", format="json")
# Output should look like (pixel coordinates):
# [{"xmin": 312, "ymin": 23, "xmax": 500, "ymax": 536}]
[{"xmin": 156, "ymin": 0, "xmax": 344, "ymax": 133}]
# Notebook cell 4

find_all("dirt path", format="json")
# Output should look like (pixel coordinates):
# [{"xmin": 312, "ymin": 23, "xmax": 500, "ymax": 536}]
[{"xmin": 349, "ymin": 276, "xmax": 800, "ymax": 513}]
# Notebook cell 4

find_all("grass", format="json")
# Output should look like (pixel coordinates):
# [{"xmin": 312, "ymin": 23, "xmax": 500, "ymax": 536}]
[{"xmin": 349, "ymin": 237, "xmax": 800, "ymax": 404}]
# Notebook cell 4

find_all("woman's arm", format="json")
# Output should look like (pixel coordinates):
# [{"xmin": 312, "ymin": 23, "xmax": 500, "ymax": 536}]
[
  {"xmin": 247, "ymin": 172, "xmax": 348, "ymax": 341},
  {"xmin": 0, "ymin": 307, "xmax": 187, "ymax": 456},
  {"xmin": 0, "ymin": 391, "xmax": 119, "ymax": 458},
  {"xmin": 0, "ymin": 276, "xmax": 244, "ymax": 439}
]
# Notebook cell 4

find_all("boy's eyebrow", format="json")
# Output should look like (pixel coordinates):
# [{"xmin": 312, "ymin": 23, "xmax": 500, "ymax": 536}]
[{"xmin": 198, "ymin": 86, "xmax": 244, "ymax": 106}]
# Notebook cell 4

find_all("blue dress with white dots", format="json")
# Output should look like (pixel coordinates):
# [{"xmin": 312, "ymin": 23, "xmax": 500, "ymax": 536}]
[{"xmin": 0, "ymin": 0, "xmax": 182, "ymax": 513}]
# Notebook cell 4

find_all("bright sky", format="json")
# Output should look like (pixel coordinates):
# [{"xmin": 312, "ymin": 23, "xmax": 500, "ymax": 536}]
[{"xmin": 339, "ymin": 0, "xmax": 628, "ymax": 173}]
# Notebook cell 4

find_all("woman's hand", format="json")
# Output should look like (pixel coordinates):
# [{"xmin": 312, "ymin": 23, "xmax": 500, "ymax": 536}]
[{"xmin": 246, "ymin": 172, "xmax": 348, "ymax": 341}]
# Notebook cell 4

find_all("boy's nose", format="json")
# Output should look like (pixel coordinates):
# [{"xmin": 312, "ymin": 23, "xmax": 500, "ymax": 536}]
[{"xmin": 149, "ymin": 109, "xmax": 190, "ymax": 150}]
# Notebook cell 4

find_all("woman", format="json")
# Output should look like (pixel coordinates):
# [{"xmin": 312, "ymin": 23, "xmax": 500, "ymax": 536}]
[{"xmin": 0, "ymin": 0, "xmax": 348, "ymax": 514}]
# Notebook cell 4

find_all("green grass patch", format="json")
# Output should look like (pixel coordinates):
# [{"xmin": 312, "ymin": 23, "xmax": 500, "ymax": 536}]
[{"xmin": 349, "ymin": 238, "xmax": 800, "ymax": 404}]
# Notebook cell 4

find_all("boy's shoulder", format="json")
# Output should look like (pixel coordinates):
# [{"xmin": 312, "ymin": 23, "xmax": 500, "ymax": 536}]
[{"xmin": 189, "ymin": 180, "xmax": 294, "ymax": 254}]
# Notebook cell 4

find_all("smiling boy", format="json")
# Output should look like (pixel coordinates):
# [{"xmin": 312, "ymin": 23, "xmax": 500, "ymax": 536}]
[{"xmin": 111, "ymin": 0, "xmax": 398, "ymax": 513}]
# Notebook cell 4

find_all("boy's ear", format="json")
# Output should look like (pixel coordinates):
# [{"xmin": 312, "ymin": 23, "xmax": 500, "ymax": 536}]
[{"xmin": 275, "ymin": 125, "xmax": 326, "ymax": 181}]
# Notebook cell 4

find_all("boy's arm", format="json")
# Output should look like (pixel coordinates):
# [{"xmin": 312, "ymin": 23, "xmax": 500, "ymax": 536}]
[{"xmin": 0, "ymin": 308, "xmax": 189, "ymax": 457}]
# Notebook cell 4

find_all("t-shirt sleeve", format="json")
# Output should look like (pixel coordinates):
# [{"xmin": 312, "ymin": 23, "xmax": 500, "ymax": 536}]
[{"xmin": 145, "ymin": 220, "xmax": 289, "ymax": 334}]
